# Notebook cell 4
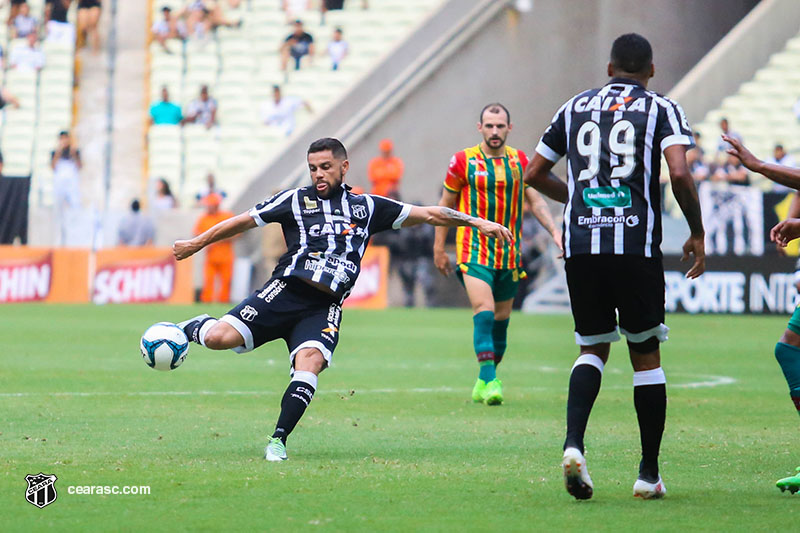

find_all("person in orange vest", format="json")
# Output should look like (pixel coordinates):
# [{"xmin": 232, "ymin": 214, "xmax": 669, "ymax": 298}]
[
  {"xmin": 195, "ymin": 192, "xmax": 235, "ymax": 302},
  {"xmin": 367, "ymin": 138, "xmax": 404, "ymax": 198}
]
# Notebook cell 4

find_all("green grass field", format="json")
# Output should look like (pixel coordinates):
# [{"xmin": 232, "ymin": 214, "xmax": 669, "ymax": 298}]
[{"xmin": 2, "ymin": 305, "xmax": 799, "ymax": 531}]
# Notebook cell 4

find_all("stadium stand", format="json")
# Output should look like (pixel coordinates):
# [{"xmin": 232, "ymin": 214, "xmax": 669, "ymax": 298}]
[
  {"xmin": 1, "ymin": 0, "xmax": 77, "ymax": 207},
  {"xmin": 693, "ymin": 32, "xmax": 800, "ymax": 189},
  {"xmin": 146, "ymin": 0, "xmax": 446, "ymax": 206}
]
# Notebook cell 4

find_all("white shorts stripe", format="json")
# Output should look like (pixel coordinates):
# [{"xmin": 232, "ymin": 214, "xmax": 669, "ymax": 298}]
[{"xmin": 574, "ymin": 329, "xmax": 621, "ymax": 346}]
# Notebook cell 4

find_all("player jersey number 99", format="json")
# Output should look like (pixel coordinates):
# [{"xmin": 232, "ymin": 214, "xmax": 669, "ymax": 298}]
[{"xmin": 576, "ymin": 119, "xmax": 636, "ymax": 182}]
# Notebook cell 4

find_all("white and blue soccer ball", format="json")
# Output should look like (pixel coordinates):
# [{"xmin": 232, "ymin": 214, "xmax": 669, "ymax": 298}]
[{"xmin": 140, "ymin": 322, "xmax": 189, "ymax": 371}]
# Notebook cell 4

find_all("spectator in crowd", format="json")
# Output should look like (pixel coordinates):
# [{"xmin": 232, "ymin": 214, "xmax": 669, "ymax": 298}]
[
  {"xmin": 178, "ymin": 0, "xmax": 240, "ymax": 37},
  {"xmin": 327, "ymin": 27, "xmax": 348, "ymax": 70},
  {"xmin": 712, "ymin": 153, "xmax": 750, "ymax": 186},
  {"xmin": 51, "ymin": 131, "xmax": 81, "ymax": 246},
  {"xmin": 118, "ymin": 199, "xmax": 156, "ymax": 246},
  {"xmin": 8, "ymin": 0, "xmax": 27, "ymax": 25},
  {"xmin": 283, "ymin": 0, "xmax": 310, "ymax": 22},
  {"xmin": 367, "ymin": 138, "xmax": 404, "ymax": 198},
  {"xmin": 692, "ymin": 130, "xmax": 705, "ymax": 157},
  {"xmin": 385, "ymin": 215, "xmax": 435, "ymax": 307},
  {"xmin": 260, "ymin": 84, "xmax": 312, "ymax": 136},
  {"xmin": 11, "ymin": 2, "xmax": 38, "ymax": 39},
  {"xmin": 183, "ymin": 84, "xmax": 217, "ymax": 129},
  {"xmin": 45, "ymin": 0, "xmax": 76, "ymax": 44},
  {"xmin": 767, "ymin": 144, "xmax": 797, "ymax": 193},
  {"xmin": 195, "ymin": 172, "xmax": 226, "ymax": 204},
  {"xmin": 319, "ymin": 0, "xmax": 343, "ymax": 25},
  {"xmin": 513, "ymin": 203, "xmax": 551, "ymax": 309},
  {"xmin": 716, "ymin": 117, "xmax": 743, "ymax": 156},
  {"xmin": 151, "ymin": 177, "xmax": 178, "ymax": 212},
  {"xmin": 280, "ymin": 19, "xmax": 314, "ymax": 73},
  {"xmin": 9, "ymin": 32, "xmax": 45, "ymax": 71},
  {"xmin": 768, "ymin": 143, "xmax": 797, "ymax": 168},
  {"xmin": 149, "ymin": 86, "xmax": 183, "ymax": 125},
  {"xmin": 194, "ymin": 192, "xmax": 235, "ymax": 303},
  {"xmin": 151, "ymin": 6, "xmax": 187, "ymax": 52},
  {"xmin": 77, "ymin": 0, "xmax": 102, "ymax": 52},
  {"xmin": 0, "ymin": 88, "xmax": 21, "ymax": 110},
  {"xmin": 686, "ymin": 145, "xmax": 710, "ymax": 182}
]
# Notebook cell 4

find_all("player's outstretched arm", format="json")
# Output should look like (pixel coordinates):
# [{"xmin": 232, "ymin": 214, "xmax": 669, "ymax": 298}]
[
  {"xmin": 432, "ymin": 189, "xmax": 458, "ymax": 276},
  {"xmin": 724, "ymin": 134, "xmax": 800, "ymax": 190},
  {"xmin": 523, "ymin": 154, "xmax": 568, "ymax": 204},
  {"xmin": 664, "ymin": 145, "xmax": 705, "ymax": 279},
  {"xmin": 403, "ymin": 206, "xmax": 513, "ymax": 243},
  {"xmin": 173, "ymin": 211, "xmax": 257, "ymax": 260}
]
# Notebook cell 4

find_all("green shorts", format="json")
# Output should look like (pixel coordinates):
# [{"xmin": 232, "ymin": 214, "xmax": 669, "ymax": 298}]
[
  {"xmin": 788, "ymin": 305, "xmax": 800, "ymax": 336},
  {"xmin": 456, "ymin": 262, "xmax": 524, "ymax": 302}
]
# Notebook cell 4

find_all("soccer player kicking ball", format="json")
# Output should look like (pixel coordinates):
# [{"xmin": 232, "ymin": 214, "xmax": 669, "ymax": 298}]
[
  {"xmin": 724, "ymin": 133, "xmax": 800, "ymax": 493},
  {"xmin": 524, "ymin": 34, "xmax": 705, "ymax": 500},
  {"xmin": 433, "ymin": 103, "xmax": 562, "ymax": 406},
  {"xmin": 172, "ymin": 138, "xmax": 512, "ymax": 462}
]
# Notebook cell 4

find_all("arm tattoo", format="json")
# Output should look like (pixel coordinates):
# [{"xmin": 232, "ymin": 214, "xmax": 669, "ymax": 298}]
[{"xmin": 440, "ymin": 207, "xmax": 475, "ymax": 225}]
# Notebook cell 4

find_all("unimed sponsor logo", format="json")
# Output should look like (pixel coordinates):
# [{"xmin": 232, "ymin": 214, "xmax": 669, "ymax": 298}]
[
  {"xmin": 0, "ymin": 255, "xmax": 52, "ymax": 302},
  {"xmin": 93, "ymin": 257, "xmax": 175, "ymax": 304}
]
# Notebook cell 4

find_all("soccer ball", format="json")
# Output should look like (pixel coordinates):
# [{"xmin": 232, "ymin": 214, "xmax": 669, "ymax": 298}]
[{"xmin": 140, "ymin": 322, "xmax": 189, "ymax": 371}]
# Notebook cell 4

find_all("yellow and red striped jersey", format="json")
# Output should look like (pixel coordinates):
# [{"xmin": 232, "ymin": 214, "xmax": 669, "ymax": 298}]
[{"xmin": 444, "ymin": 144, "xmax": 529, "ymax": 270}]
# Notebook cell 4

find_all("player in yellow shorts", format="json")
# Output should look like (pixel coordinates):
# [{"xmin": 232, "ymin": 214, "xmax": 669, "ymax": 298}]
[{"xmin": 433, "ymin": 103, "xmax": 561, "ymax": 405}]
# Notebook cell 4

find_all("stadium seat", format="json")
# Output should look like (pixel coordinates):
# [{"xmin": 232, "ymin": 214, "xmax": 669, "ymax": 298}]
[{"xmin": 142, "ymin": 0, "xmax": 448, "ymax": 204}]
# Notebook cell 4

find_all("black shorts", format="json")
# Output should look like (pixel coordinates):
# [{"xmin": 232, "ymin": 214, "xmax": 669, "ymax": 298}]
[
  {"xmin": 564, "ymin": 254, "xmax": 667, "ymax": 346},
  {"xmin": 220, "ymin": 277, "xmax": 343, "ymax": 367}
]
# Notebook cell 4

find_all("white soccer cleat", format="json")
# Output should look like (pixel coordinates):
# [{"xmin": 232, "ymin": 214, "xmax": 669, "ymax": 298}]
[
  {"xmin": 633, "ymin": 476, "xmax": 666, "ymax": 499},
  {"xmin": 562, "ymin": 447, "xmax": 593, "ymax": 500},
  {"xmin": 264, "ymin": 437, "xmax": 288, "ymax": 462}
]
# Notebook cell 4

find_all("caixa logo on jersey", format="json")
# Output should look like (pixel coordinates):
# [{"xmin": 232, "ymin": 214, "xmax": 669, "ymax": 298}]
[
  {"xmin": 25, "ymin": 473, "xmax": 58, "ymax": 509},
  {"xmin": 0, "ymin": 254, "xmax": 52, "ymax": 302},
  {"xmin": 93, "ymin": 257, "xmax": 176, "ymax": 304}
]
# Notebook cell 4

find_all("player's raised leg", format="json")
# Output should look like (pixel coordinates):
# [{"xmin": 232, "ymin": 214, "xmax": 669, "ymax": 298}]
[
  {"xmin": 266, "ymin": 347, "xmax": 326, "ymax": 462},
  {"xmin": 628, "ymin": 343, "xmax": 667, "ymax": 499},
  {"xmin": 462, "ymin": 273, "xmax": 501, "ymax": 404},
  {"xmin": 179, "ymin": 314, "xmax": 246, "ymax": 350}
]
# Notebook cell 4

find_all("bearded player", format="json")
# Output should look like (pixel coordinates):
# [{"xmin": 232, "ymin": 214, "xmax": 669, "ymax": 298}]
[
  {"xmin": 173, "ymin": 138, "xmax": 512, "ymax": 461},
  {"xmin": 433, "ymin": 103, "xmax": 562, "ymax": 406}
]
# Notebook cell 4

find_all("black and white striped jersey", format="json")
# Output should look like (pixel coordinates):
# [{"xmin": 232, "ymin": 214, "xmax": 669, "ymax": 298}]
[
  {"xmin": 536, "ymin": 77, "xmax": 693, "ymax": 258},
  {"xmin": 249, "ymin": 184, "xmax": 411, "ymax": 302}
]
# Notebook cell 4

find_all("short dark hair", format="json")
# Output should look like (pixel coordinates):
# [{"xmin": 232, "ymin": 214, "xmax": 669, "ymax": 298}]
[
  {"xmin": 131, "ymin": 199, "xmax": 141, "ymax": 212},
  {"xmin": 479, "ymin": 103, "xmax": 510, "ymax": 124},
  {"xmin": 776, "ymin": 144, "xmax": 785, "ymax": 150},
  {"xmin": 308, "ymin": 138, "xmax": 348, "ymax": 160},
  {"xmin": 610, "ymin": 33, "xmax": 652, "ymax": 75},
  {"xmin": 162, "ymin": 6, "xmax": 171, "ymax": 11},
  {"xmin": 59, "ymin": 130, "xmax": 69, "ymax": 137}
]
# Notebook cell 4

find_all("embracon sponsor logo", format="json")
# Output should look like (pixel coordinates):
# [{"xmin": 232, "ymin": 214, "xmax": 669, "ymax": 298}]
[{"xmin": 93, "ymin": 258, "xmax": 175, "ymax": 304}]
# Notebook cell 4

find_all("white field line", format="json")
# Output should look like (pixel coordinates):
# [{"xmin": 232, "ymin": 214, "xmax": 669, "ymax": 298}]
[{"xmin": 0, "ymin": 374, "xmax": 736, "ymax": 398}]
